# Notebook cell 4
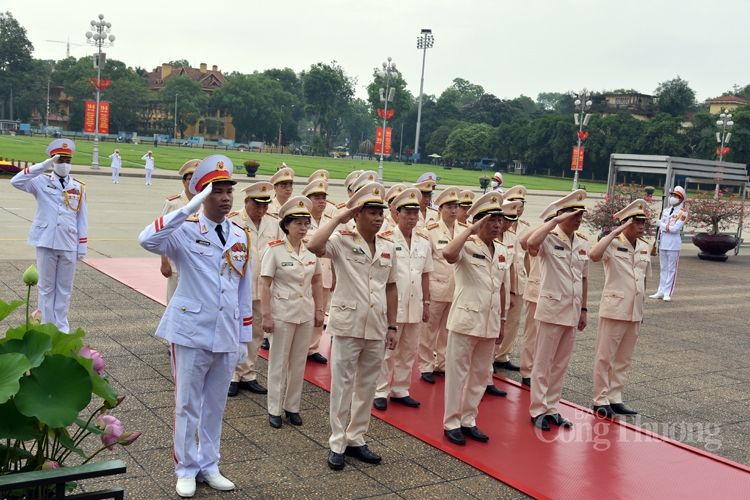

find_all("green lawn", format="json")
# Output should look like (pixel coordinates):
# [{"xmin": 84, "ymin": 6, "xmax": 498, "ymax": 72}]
[{"xmin": 0, "ymin": 135, "xmax": 610, "ymax": 192}]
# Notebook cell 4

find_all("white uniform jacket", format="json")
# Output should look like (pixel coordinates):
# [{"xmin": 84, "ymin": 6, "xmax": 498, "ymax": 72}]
[
  {"xmin": 109, "ymin": 153, "xmax": 122, "ymax": 168},
  {"xmin": 658, "ymin": 205, "xmax": 686, "ymax": 251},
  {"xmin": 381, "ymin": 227, "xmax": 434, "ymax": 324},
  {"xmin": 139, "ymin": 211, "xmax": 253, "ymax": 352},
  {"xmin": 11, "ymin": 164, "xmax": 88, "ymax": 254},
  {"xmin": 142, "ymin": 154, "xmax": 155, "ymax": 169}
]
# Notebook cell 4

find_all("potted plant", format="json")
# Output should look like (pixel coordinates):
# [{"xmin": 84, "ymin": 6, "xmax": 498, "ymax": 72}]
[
  {"xmin": 243, "ymin": 160, "xmax": 260, "ymax": 177},
  {"xmin": 583, "ymin": 184, "xmax": 658, "ymax": 240},
  {"xmin": 0, "ymin": 266, "xmax": 141, "ymax": 499},
  {"xmin": 687, "ymin": 189, "xmax": 746, "ymax": 261}
]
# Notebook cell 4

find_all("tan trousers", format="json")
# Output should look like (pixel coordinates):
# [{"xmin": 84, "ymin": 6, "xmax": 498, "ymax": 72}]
[
  {"xmin": 328, "ymin": 336, "xmax": 385, "ymax": 453},
  {"xmin": 444, "ymin": 331, "xmax": 496, "ymax": 430},
  {"xmin": 167, "ymin": 272, "xmax": 179, "ymax": 304},
  {"xmin": 529, "ymin": 321, "xmax": 576, "ymax": 418},
  {"xmin": 232, "ymin": 300, "xmax": 264, "ymax": 383},
  {"xmin": 308, "ymin": 288, "xmax": 330, "ymax": 356},
  {"xmin": 494, "ymin": 297, "xmax": 524, "ymax": 362},
  {"xmin": 592, "ymin": 317, "xmax": 639, "ymax": 406},
  {"xmin": 375, "ymin": 322, "xmax": 421, "ymax": 399},
  {"xmin": 267, "ymin": 319, "xmax": 314, "ymax": 416},
  {"xmin": 519, "ymin": 301, "xmax": 538, "ymax": 379},
  {"xmin": 417, "ymin": 301, "xmax": 450, "ymax": 373}
]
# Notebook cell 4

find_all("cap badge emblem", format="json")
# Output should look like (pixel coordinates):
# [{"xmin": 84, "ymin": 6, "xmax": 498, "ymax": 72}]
[
  {"xmin": 490, "ymin": 196, "xmax": 498, "ymax": 203},
  {"xmin": 577, "ymin": 194, "xmax": 583, "ymax": 201},
  {"xmin": 260, "ymin": 186, "xmax": 267, "ymax": 192},
  {"xmin": 217, "ymin": 161, "xmax": 226, "ymax": 171}
]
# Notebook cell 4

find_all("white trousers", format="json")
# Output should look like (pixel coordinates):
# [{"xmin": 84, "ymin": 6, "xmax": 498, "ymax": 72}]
[
  {"xmin": 592, "ymin": 318, "xmax": 639, "ymax": 406},
  {"xmin": 267, "ymin": 319, "xmax": 314, "ymax": 416},
  {"xmin": 519, "ymin": 301, "xmax": 539, "ymax": 379},
  {"xmin": 328, "ymin": 336, "xmax": 384, "ymax": 453},
  {"xmin": 657, "ymin": 249, "xmax": 680, "ymax": 297},
  {"xmin": 529, "ymin": 322, "xmax": 576, "ymax": 418},
  {"xmin": 494, "ymin": 297, "xmax": 524, "ymax": 362},
  {"xmin": 308, "ymin": 288, "xmax": 330, "ymax": 355},
  {"xmin": 145, "ymin": 168, "xmax": 153, "ymax": 184},
  {"xmin": 36, "ymin": 246, "xmax": 76, "ymax": 333},
  {"xmin": 171, "ymin": 343, "xmax": 234, "ymax": 479},
  {"xmin": 375, "ymin": 321, "xmax": 421, "ymax": 399},
  {"xmin": 417, "ymin": 301, "xmax": 450, "ymax": 373},
  {"xmin": 443, "ymin": 331, "xmax": 496, "ymax": 430},
  {"xmin": 111, "ymin": 167, "xmax": 120, "ymax": 182},
  {"xmin": 233, "ymin": 301, "xmax": 263, "ymax": 382}
]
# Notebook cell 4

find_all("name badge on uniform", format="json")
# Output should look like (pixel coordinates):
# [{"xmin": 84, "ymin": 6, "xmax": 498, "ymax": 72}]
[
  {"xmin": 282, "ymin": 262, "xmax": 294, "ymax": 267},
  {"xmin": 617, "ymin": 247, "xmax": 628, "ymax": 252},
  {"xmin": 554, "ymin": 245, "xmax": 565, "ymax": 251},
  {"xmin": 196, "ymin": 239, "xmax": 210, "ymax": 246},
  {"xmin": 353, "ymin": 247, "xmax": 365, "ymax": 254},
  {"xmin": 472, "ymin": 254, "xmax": 485, "ymax": 259},
  {"xmin": 395, "ymin": 246, "xmax": 402, "ymax": 251},
  {"xmin": 438, "ymin": 240, "xmax": 449, "ymax": 244}
]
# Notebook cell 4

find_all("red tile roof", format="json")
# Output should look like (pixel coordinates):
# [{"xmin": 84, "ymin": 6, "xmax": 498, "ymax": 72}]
[
  {"xmin": 706, "ymin": 95, "xmax": 749, "ymax": 103},
  {"xmin": 146, "ymin": 65, "xmax": 226, "ymax": 92}
]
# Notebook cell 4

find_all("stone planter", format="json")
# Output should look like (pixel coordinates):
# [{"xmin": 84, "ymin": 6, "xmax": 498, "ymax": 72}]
[
  {"xmin": 244, "ymin": 165, "xmax": 259, "ymax": 177},
  {"xmin": 692, "ymin": 233, "xmax": 737, "ymax": 262}
]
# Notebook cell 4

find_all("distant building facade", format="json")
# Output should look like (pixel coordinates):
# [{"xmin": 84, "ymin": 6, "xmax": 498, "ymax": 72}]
[
  {"xmin": 591, "ymin": 93, "xmax": 659, "ymax": 121},
  {"xmin": 706, "ymin": 95, "xmax": 749, "ymax": 115}
]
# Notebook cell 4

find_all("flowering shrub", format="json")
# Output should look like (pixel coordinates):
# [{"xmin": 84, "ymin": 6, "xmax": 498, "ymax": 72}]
[
  {"xmin": 0, "ymin": 266, "xmax": 141, "ymax": 499},
  {"xmin": 686, "ymin": 189, "xmax": 746, "ymax": 235},
  {"xmin": 583, "ymin": 184, "xmax": 657, "ymax": 236},
  {"xmin": 243, "ymin": 160, "xmax": 260, "ymax": 168}
]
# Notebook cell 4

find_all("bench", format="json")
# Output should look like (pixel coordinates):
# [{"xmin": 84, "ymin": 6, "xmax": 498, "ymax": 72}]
[{"xmin": 0, "ymin": 459, "xmax": 126, "ymax": 499}]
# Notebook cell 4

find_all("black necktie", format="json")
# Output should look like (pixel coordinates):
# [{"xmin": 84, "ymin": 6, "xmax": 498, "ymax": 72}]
[
  {"xmin": 215, "ymin": 224, "xmax": 226, "ymax": 246},
  {"xmin": 669, "ymin": 207, "xmax": 674, "ymax": 216},
  {"xmin": 60, "ymin": 178, "xmax": 66, "ymax": 189}
]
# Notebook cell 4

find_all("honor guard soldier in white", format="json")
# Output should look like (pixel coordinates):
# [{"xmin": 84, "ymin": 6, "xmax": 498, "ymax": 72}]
[
  {"xmin": 139, "ymin": 155, "xmax": 251, "ymax": 497},
  {"xmin": 589, "ymin": 199, "xmax": 651, "ymax": 418},
  {"xmin": 651, "ymin": 186, "xmax": 687, "ymax": 301},
  {"xmin": 141, "ymin": 150, "xmax": 155, "ymax": 185},
  {"xmin": 11, "ymin": 139, "xmax": 87, "ymax": 333},
  {"xmin": 108, "ymin": 149, "xmax": 121, "ymax": 183},
  {"xmin": 270, "ymin": 165, "xmax": 295, "ymax": 215}
]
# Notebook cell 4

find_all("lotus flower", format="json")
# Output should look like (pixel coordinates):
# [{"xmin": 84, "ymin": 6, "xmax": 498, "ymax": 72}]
[
  {"xmin": 23, "ymin": 265, "xmax": 39, "ymax": 286},
  {"xmin": 42, "ymin": 461, "xmax": 60, "ymax": 470},
  {"xmin": 78, "ymin": 345, "xmax": 105, "ymax": 377},
  {"xmin": 97, "ymin": 414, "xmax": 124, "ymax": 450},
  {"xmin": 29, "ymin": 309, "xmax": 42, "ymax": 326},
  {"xmin": 118, "ymin": 431, "xmax": 142, "ymax": 446}
]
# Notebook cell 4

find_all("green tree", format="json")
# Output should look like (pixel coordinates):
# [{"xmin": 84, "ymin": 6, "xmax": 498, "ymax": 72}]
[
  {"xmin": 0, "ymin": 12, "xmax": 34, "ymax": 120},
  {"xmin": 105, "ymin": 76, "xmax": 150, "ymax": 132},
  {"xmin": 450, "ymin": 78, "xmax": 484, "ymax": 108},
  {"xmin": 13, "ymin": 58, "xmax": 50, "ymax": 122},
  {"xmin": 158, "ymin": 76, "xmax": 208, "ymax": 138},
  {"xmin": 537, "ymin": 92, "xmax": 565, "ymax": 110},
  {"xmin": 167, "ymin": 59, "xmax": 190, "ymax": 68},
  {"xmin": 425, "ymin": 119, "xmax": 467, "ymax": 156},
  {"xmin": 443, "ymin": 123, "xmax": 493, "ymax": 161},
  {"xmin": 460, "ymin": 94, "xmax": 514, "ymax": 126},
  {"xmin": 654, "ymin": 76, "xmax": 697, "ymax": 117},
  {"xmin": 302, "ymin": 61, "xmax": 354, "ymax": 152},
  {"xmin": 366, "ymin": 69, "xmax": 414, "ymax": 121},
  {"xmin": 341, "ymin": 98, "xmax": 376, "ymax": 153}
]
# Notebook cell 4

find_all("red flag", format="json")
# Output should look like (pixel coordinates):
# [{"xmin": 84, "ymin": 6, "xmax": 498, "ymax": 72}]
[
  {"xmin": 577, "ymin": 130, "xmax": 589, "ymax": 141},
  {"xmin": 716, "ymin": 147, "xmax": 729, "ymax": 156},
  {"xmin": 386, "ymin": 109, "xmax": 395, "ymax": 120}
]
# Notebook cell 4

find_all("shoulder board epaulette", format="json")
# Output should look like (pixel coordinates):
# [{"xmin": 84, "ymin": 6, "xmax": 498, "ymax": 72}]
[
  {"xmin": 458, "ymin": 221, "xmax": 469, "ymax": 227},
  {"xmin": 339, "ymin": 230, "xmax": 355, "ymax": 235},
  {"xmin": 230, "ymin": 220, "xmax": 245, "ymax": 229},
  {"xmin": 266, "ymin": 213, "xmax": 280, "ymax": 219},
  {"xmin": 268, "ymin": 239, "xmax": 284, "ymax": 247},
  {"xmin": 167, "ymin": 194, "xmax": 181, "ymax": 201},
  {"xmin": 226, "ymin": 211, "xmax": 239, "ymax": 218},
  {"xmin": 495, "ymin": 238, "xmax": 505, "ymax": 246},
  {"xmin": 324, "ymin": 213, "xmax": 332, "ymax": 219},
  {"xmin": 303, "ymin": 238, "xmax": 309, "ymax": 243},
  {"xmin": 380, "ymin": 230, "xmax": 394, "ymax": 236},
  {"xmin": 186, "ymin": 214, "xmax": 200, "ymax": 222},
  {"xmin": 467, "ymin": 235, "xmax": 476, "ymax": 242},
  {"xmin": 549, "ymin": 230, "xmax": 558, "ymax": 236},
  {"xmin": 426, "ymin": 223, "xmax": 439, "ymax": 230},
  {"xmin": 72, "ymin": 177, "xmax": 85, "ymax": 185},
  {"xmin": 520, "ymin": 219, "xmax": 530, "ymax": 226},
  {"xmin": 576, "ymin": 232, "xmax": 588, "ymax": 241},
  {"xmin": 428, "ymin": 206, "xmax": 438, "ymax": 212},
  {"xmin": 417, "ymin": 231, "xmax": 429, "ymax": 240},
  {"xmin": 508, "ymin": 228, "xmax": 516, "ymax": 234},
  {"xmin": 327, "ymin": 199, "xmax": 336, "ymax": 205},
  {"xmin": 336, "ymin": 202, "xmax": 347, "ymax": 209},
  {"xmin": 377, "ymin": 233, "xmax": 393, "ymax": 242},
  {"xmin": 638, "ymin": 237, "xmax": 649, "ymax": 243}
]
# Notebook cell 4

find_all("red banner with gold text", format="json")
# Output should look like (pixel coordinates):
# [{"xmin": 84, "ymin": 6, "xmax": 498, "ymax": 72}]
[
  {"xmin": 98, "ymin": 102, "xmax": 110, "ymax": 135},
  {"xmin": 571, "ymin": 146, "xmax": 585, "ymax": 171},
  {"xmin": 84, "ymin": 100, "xmax": 97, "ymax": 134}
]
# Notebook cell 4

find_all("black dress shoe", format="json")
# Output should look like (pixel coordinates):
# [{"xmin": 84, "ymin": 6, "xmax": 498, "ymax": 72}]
[
  {"xmin": 433, "ymin": 370, "xmax": 445, "ymax": 377},
  {"xmin": 493, "ymin": 360, "xmax": 521, "ymax": 371},
  {"xmin": 421, "ymin": 372, "xmax": 436, "ymax": 384},
  {"xmin": 485, "ymin": 385, "xmax": 507, "ymax": 397},
  {"xmin": 461, "ymin": 426, "xmax": 489, "ymax": 442},
  {"xmin": 328, "ymin": 451, "xmax": 345, "ymax": 470},
  {"xmin": 546, "ymin": 414, "xmax": 573, "ymax": 428},
  {"xmin": 307, "ymin": 352, "xmax": 328, "ymax": 364},
  {"xmin": 531, "ymin": 415, "xmax": 550, "ymax": 431},
  {"xmin": 610, "ymin": 403, "xmax": 638, "ymax": 415},
  {"xmin": 227, "ymin": 382, "xmax": 239, "ymax": 397},
  {"xmin": 269, "ymin": 414, "xmax": 282, "ymax": 428},
  {"xmin": 521, "ymin": 378, "xmax": 531, "ymax": 387},
  {"xmin": 239, "ymin": 380, "xmax": 268, "ymax": 394},
  {"xmin": 260, "ymin": 338, "xmax": 270, "ymax": 350},
  {"xmin": 373, "ymin": 397, "xmax": 387, "ymax": 411},
  {"xmin": 593, "ymin": 405, "xmax": 616, "ymax": 418},
  {"xmin": 285, "ymin": 411, "xmax": 303, "ymax": 426},
  {"xmin": 344, "ymin": 445, "xmax": 381, "ymax": 464},
  {"xmin": 443, "ymin": 428, "xmax": 466, "ymax": 445},
  {"xmin": 390, "ymin": 396, "xmax": 420, "ymax": 407}
]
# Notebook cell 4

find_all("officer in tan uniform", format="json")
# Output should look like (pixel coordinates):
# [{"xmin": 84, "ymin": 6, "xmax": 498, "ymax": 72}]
[
  {"xmin": 374, "ymin": 188, "xmax": 434, "ymax": 410},
  {"xmin": 308, "ymin": 182, "xmax": 398, "ymax": 471},
  {"xmin": 414, "ymin": 176, "xmax": 438, "ymax": 231},
  {"xmin": 441, "ymin": 192, "xmax": 508, "ymax": 445},
  {"xmin": 457, "ymin": 190, "xmax": 474, "ymax": 225},
  {"xmin": 308, "ymin": 169, "xmax": 340, "ymax": 219},
  {"xmin": 228, "ymin": 182, "xmax": 282, "ymax": 397},
  {"xmin": 494, "ymin": 187, "xmax": 531, "ymax": 372},
  {"xmin": 260, "ymin": 196, "xmax": 325, "ymax": 428},
  {"xmin": 417, "ymin": 187, "xmax": 466, "ymax": 383},
  {"xmin": 303, "ymin": 179, "xmax": 335, "ymax": 364},
  {"xmin": 160, "ymin": 159, "xmax": 201, "ymax": 304},
  {"xmin": 381, "ymin": 184, "xmax": 407, "ymax": 233},
  {"xmin": 526, "ymin": 189, "xmax": 589, "ymax": 431},
  {"xmin": 338, "ymin": 171, "xmax": 379, "ymax": 232},
  {"xmin": 270, "ymin": 166, "xmax": 295, "ymax": 215},
  {"xmin": 589, "ymin": 199, "xmax": 651, "ymax": 417}
]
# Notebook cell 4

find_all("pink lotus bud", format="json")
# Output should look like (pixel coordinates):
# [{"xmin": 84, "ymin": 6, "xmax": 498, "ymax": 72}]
[
  {"xmin": 42, "ymin": 461, "xmax": 60, "ymax": 470},
  {"xmin": 118, "ymin": 431, "xmax": 142, "ymax": 446},
  {"xmin": 97, "ymin": 414, "xmax": 124, "ymax": 450},
  {"xmin": 29, "ymin": 309, "xmax": 42, "ymax": 326},
  {"xmin": 78, "ymin": 345, "xmax": 105, "ymax": 378}
]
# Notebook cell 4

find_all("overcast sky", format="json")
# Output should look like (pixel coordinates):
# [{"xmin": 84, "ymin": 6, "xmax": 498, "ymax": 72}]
[{"xmin": 7, "ymin": 0, "xmax": 750, "ymax": 103}]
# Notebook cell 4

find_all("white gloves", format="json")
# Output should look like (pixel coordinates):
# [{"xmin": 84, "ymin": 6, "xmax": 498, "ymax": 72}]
[
  {"xmin": 236, "ymin": 343, "xmax": 248, "ymax": 367},
  {"xmin": 77, "ymin": 253, "xmax": 85, "ymax": 262},
  {"xmin": 41, "ymin": 155, "xmax": 59, "ymax": 171},
  {"xmin": 182, "ymin": 183, "xmax": 212, "ymax": 215}
]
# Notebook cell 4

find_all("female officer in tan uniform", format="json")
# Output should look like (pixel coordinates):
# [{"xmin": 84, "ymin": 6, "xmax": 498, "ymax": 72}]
[{"xmin": 260, "ymin": 196, "xmax": 325, "ymax": 428}]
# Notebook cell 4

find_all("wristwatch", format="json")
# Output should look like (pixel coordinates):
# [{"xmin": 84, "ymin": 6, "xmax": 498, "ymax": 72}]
[
  {"xmin": 388, "ymin": 326, "xmax": 398, "ymax": 331},
  {"xmin": 422, "ymin": 300, "xmax": 431, "ymax": 306}
]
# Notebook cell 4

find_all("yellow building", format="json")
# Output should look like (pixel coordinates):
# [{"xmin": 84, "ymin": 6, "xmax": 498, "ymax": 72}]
[
  {"xmin": 595, "ymin": 93, "xmax": 658, "ymax": 121},
  {"xmin": 706, "ymin": 95, "xmax": 749, "ymax": 115}
]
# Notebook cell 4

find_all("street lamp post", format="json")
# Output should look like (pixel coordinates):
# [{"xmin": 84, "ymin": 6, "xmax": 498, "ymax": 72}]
[
  {"xmin": 414, "ymin": 29, "xmax": 434, "ymax": 161},
  {"xmin": 715, "ymin": 109, "xmax": 734, "ymax": 199},
  {"xmin": 85, "ymin": 13, "xmax": 115, "ymax": 169},
  {"xmin": 377, "ymin": 57, "xmax": 398, "ymax": 182},
  {"xmin": 173, "ymin": 93, "xmax": 180, "ymax": 141},
  {"xmin": 572, "ymin": 90, "xmax": 592, "ymax": 191}
]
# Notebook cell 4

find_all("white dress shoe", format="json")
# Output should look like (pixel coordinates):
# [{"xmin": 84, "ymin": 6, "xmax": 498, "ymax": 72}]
[
  {"xmin": 175, "ymin": 477, "xmax": 196, "ymax": 497},
  {"xmin": 662, "ymin": 296, "xmax": 672, "ymax": 302},
  {"xmin": 649, "ymin": 293, "xmax": 664, "ymax": 299},
  {"xmin": 197, "ymin": 472, "xmax": 235, "ymax": 491}
]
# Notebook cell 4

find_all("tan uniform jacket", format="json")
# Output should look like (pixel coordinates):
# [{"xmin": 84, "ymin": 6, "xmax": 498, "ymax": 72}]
[
  {"xmin": 534, "ymin": 227, "xmax": 590, "ymax": 327},
  {"xmin": 427, "ymin": 220, "xmax": 466, "ymax": 302},
  {"xmin": 380, "ymin": 213, "xmax": 397, "ymax": 234},
  {"xmin": 307, "ymin": 214, "xmax": 334, "ymax": 289},
  {"xmin": 447, "ymin": 236, "xmax": 508, "ymax": 338},
  {"xmin": 382, "ymin": 227, "xmax": 434, "ymax": 324},
  {"xmin": 324, "ymin": 229, "xmax": 397, "ymax": 340},
  {"xmin": 229, "ymin": 209, "xmax": 283, "ymax": 296},
  {"xmin": 498, "ymin": 230, "xmax": 516, "ymax": 311},
  {"xmin": 523, "ymin": 254, "xmax": 541, "ymax": 303},
  {"xmin": 324, "ymin": 200, "xmax": 339, "ymax": 219},
  {"xmin": 416, "ymin": 207, "xmax": 439, "ymax": 232},
  {"xmin": 514, "ymin": 219, "xmax": 531, "ymax": 295},
  {"xmin": 260, "ymin": 236, "xmax": 322, "ymax": 324},
  {"xmin": 599, "ymin": 235, "xmax": 652, "ymax": 322}
]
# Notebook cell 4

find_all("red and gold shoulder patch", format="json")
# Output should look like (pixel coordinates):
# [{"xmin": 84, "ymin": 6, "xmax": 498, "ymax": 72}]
[
  {"xmin": 426, "ymin": 223, "xmax": 439, "ymax": 230},
  {"xmin": 167, "ymin": 194, "xmax": 181, "ymax": 201},
  {"xmin": 71, "ymin": 177, "xmax": 84, "ymax": 185},
  {"xmin": 268, "ymin": 239, "xmax": 284, "ymax": 247},
  {"xmin": 380, "ymin": 230, "xmax": 394, "ymax": 237},
  {"xmin": 336, "ymin": 202, "xmax": 347, "ymax": 209},
  {"xmin": 417, "ymin": 231, "xmax": 429, "ymax": 240},
  {"xmin": 266, "ymin": 213, "xmax": 280, "ymax": 219},
  {"xmin": 186, "ymin": 214, "xmax": 200, "ymax": 222},
  {"xmin": 339, "ymin": 230, "xmax": 355, "ymax": 236},
  {"xmin": 226, "ymin": 211, "xmax": 239, "ymax": 218},
  {"xmin": 576, "ymin": 231, "xmax": 588, "ymax": 241},
  {"xmin": 327, "ymin": 199, "xmax": 336, "ymax": 205},
  {"xmin": 377, "ymin": 233, "xmax": 393, "ymax": 242},
  {"xmin": 458, "ymin": 221, "xmax": 469, "ymax": 227},
  {"xmin": 520, "ymin": 219, "xmax": 530, "ymax": 226}
]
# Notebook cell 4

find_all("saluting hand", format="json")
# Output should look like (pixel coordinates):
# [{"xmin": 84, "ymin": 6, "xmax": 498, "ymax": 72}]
[
  {"xmin": 612, "ymin": 219, "xmax": 632, "ymax": 236},
  {"xmin": 469, "ymin": 214, "xmax": 489, "ymax": 235},
  {"xmin": 337, "ymin": 205, "xmax": 363, "ymax": 224},
  {"xmin": 554, "ymin": 210, "xmax": 578, "ymax": 223}
]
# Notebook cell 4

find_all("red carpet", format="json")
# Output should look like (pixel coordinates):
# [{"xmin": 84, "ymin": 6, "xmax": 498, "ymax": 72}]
[{"xmin": 86, "ymin": 258, "xmax": 750, "ymax": 499}]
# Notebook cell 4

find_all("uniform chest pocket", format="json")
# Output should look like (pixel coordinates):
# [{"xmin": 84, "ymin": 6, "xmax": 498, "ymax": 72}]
[
  {"xmin": 471, "ymin": 259, "xmax": 487, "ymax": 268},
  {"xmin": 273, "ymin": 291, "xmax": 290, "ymax": 300},
  {"xmin": 346, "ymin": 254, "xmax": 367, "ymax": 266},
  {"xmin": 378, "ymin": 257, "xmax": 392, "ymax": 268},
  {"xmin": 328, "ymin": 300, "xmax": 358, "ymax": 330},
  {"xmin": 170, "ymin": 296, "xmax": 202, "ymax": 335},
  {"xmin": 615, "ymin": 252, "xmax": 630, "ymax": 260},
  {"xmin": 577, "ymin": 253, "xmax": 589, "ymax": 262},
  {"xmin": 189, "ymin": 244, "xmax": 214, "ymax": 257}
]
